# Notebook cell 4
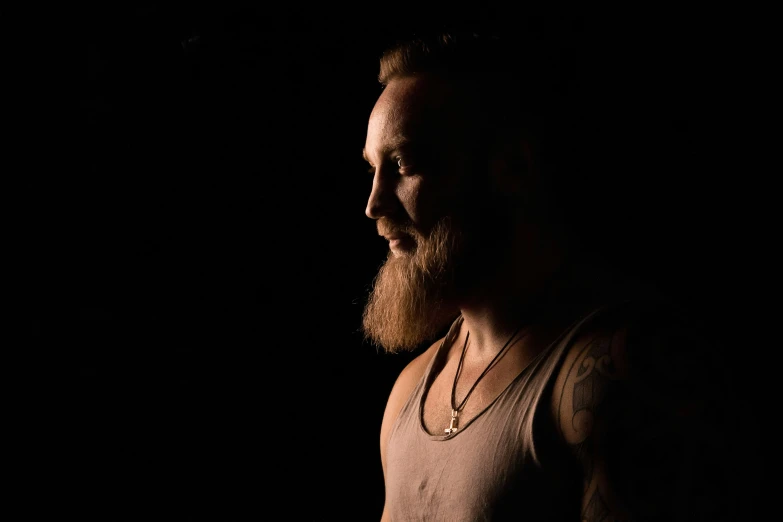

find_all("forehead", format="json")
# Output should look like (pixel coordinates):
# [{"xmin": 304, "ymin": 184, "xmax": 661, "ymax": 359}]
[{"xmin": 365, "ymin": 75, "xmax": 465, "ymax": 156}]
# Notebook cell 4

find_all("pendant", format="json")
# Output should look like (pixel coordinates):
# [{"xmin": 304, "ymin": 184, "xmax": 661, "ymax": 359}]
[{"xmin": 444, "ymin": 409, "xmax": 459, "ymax": 435}]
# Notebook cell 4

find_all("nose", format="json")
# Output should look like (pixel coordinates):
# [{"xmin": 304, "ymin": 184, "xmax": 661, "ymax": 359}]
[{"xmin": 365, "ymin": 169, "xmax": 397, "ymax": 220}]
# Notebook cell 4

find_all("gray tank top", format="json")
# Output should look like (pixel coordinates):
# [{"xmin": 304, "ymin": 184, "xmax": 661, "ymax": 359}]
[{"xmin": 385, "ymin": 305, "xmax": 610, "ymax": 521}]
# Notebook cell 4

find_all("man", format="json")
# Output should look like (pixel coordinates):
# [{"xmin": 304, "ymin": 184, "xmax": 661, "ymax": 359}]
[{"xmin": 361, "ymin": 31, "xmax": 745, "ymax": 521}]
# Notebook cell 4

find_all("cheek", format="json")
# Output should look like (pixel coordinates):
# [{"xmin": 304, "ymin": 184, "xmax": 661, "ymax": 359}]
[
  {"xmin": 408, "ymin": 180, "xmax": 455, "ymax": 235},
  {"xmin": 396, "ymin": 178, "xmax": 424, "ymax": 223},
  {"xmin": 407, "ymin": 175, "xmax": 473, "ymax": 232}
]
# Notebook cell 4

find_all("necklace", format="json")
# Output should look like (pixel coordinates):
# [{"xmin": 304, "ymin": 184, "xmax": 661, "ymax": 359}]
[{"xmin": 444, "ymin": 324, "xmax": 526, "ymax": 435}]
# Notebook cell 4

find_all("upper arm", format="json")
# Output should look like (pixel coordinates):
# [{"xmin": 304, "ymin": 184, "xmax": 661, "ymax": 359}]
[
  {"xmin": 552, "ymin": 319, "xmax": 632, "ymax": 519},
  {"xmin": 552, "ymin": 303, "xmax": 741, "ymax": 521}
]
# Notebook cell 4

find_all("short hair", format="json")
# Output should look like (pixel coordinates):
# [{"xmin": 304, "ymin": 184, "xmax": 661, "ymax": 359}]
[
  {"xmin": 378, "ymin": 31, "xmax": 511, "ymax": 86},
  {"xmin": 380, "ymin": 32, "xmax": 566, "ymax": 140}
]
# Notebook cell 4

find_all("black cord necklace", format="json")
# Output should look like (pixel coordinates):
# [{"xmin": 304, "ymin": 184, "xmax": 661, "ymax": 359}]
[{"xmin": 444, "ymin": 324, "xmax": 526, "ymax": 435}]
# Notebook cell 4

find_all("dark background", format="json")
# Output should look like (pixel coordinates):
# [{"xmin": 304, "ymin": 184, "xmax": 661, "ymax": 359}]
[{"xmin": 27, "ymin": 5, "xmax": 771, "ymax": 521}]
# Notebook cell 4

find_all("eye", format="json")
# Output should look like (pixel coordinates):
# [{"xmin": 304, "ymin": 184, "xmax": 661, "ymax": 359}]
[{"xmin": 395, "ymin": 156, "xmax": 413, "ymax": 174}]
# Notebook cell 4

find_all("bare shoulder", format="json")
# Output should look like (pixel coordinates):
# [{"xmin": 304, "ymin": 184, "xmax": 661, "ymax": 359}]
[
  {"xmin": 551, "ymin": 300, "xmax": 708, "ymax": 431},
  {"xmin": 550, "ymin": 300, "xmax": 741, "ymax": 521},
  {"xmin": 550, "ymin": 305, "xmax": 634, "ymax": 446}
]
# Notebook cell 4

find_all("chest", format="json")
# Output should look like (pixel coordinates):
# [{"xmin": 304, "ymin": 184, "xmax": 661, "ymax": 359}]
[
  {"xmin": 387, "ymin": 364, "xmax": 582, "ymax": 522},
  {"xmin": 422, "ymin": 346, "xmax": 536, "ymax": 436}
]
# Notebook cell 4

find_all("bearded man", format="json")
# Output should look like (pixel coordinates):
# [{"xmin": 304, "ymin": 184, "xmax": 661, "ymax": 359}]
[{"xmin": 360, "ymin": 31, "xmax": 744, "ymax": 522}]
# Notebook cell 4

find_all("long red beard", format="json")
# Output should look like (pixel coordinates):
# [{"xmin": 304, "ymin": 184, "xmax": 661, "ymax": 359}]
[{"xmin": 361, "ymin": 216, "xmax": 463, "ymax": 353}]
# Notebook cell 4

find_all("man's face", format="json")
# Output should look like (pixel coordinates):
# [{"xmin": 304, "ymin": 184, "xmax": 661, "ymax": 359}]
[
  {"xmin": 363, "ymin": 74, "xmax": 473, "ymax": 249},
  {"xmin": 361, "ymin": 74, "xmax": 508, "ymax": 352}
]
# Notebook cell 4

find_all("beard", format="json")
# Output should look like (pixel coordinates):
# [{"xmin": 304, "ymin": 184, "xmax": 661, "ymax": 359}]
[{"xmin": 361, "ymin": 215, "xmax": 467, "ymax": 354}]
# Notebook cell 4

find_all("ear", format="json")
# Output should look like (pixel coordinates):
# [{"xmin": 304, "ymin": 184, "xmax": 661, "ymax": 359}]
[
  {"xmin": 487, "ymin": 132, "xmax": 538, "ymax": 196},
  {"xmin": 487, "ymin": 130, "xmax": 558, "ymax": 228}
]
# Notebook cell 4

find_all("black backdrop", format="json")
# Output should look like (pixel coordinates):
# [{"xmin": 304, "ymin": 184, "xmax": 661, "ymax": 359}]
[{"xmin": 28, "ymin": 5, "xmax": 771, "ymax": 521}]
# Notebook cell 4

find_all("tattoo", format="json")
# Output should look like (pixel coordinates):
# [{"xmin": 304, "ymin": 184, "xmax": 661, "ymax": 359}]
[
  {"xmin": 560, "ymin": 335, "xmax": 617, "ymax": 444},
  {"xmin": 558, "ymin": 332, "xmax": 625, "ymax": 522},
  {"xmin": 573, "ymin": 336, "xmax": 616, "ymax": 421}
]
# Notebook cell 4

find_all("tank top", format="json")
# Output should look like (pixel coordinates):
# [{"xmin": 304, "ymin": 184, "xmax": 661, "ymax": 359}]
[{"xmin": 384, "ymin": 305, "xmax": 612, "ymax": 521}]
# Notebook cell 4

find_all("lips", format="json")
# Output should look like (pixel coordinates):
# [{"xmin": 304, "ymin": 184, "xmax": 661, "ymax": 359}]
[
  {"xmin": 385, "ymin": 233, "xmax": 415, "ymax": 254},
  {"xmin": 377, "ymin": 219, "xmax": 416, "ymax": 253},
  {"xmin": 382, "ymin": 231, "xmax": 408, "ymax": 243}
]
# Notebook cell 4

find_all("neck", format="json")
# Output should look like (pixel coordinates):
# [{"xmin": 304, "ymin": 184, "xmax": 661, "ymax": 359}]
[{"xmin": 454, "ymin": 229, "xmax": 578, "ymax": 357}]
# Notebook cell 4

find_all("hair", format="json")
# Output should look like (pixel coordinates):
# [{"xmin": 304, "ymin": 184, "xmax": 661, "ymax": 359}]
[
  {"xmin": 376, "ymin": 30, "xmax": 585, "ymax": 246},
  {"xmin": 380, "ymin": 31, "xmax": 560, "ymax": 140}
]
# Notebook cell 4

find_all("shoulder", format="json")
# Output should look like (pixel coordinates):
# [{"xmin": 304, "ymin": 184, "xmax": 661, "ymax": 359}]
[
  {"xmin": 551, "ymin": 299, "xmax": 740, "ymax": 520},
  {"xmin": 552, "ymin": 299, "xmax": 705, "ymax": 405},
  {"xmin": 552, "ymin": 299, "xmax": 721, "ymax": 417}
]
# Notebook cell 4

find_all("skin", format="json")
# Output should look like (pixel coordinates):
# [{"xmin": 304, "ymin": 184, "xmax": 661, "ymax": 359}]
[
  {"xmin": 363, "ymin": 75, "xmax": 470, "ymax": 246},
  {"xmin": 365, "ymin": 73, "xmax": 574, "ymax": 520},
  {"xmin": 364, "ymin": 73, "xmax": 726, "ymax": 521}
]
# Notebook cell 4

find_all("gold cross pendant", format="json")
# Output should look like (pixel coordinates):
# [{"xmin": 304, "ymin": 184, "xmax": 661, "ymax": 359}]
[{"xmin": 444, "ymin": 409, "xmax": 459, "ymax": 435}]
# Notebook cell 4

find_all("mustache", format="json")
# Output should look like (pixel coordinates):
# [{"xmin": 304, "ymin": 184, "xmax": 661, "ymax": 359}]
[{"xmin": 377, "ymin": 217, "xmax": 417, "ymax": 239}]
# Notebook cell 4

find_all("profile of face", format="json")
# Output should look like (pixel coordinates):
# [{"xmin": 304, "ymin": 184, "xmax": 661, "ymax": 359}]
[{"xmin": 361, "ymin": 74, "xmax": 514, "ymax": 353}]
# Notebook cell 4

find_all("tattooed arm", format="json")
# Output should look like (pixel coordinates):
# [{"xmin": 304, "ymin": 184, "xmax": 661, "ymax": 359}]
[{"xmin": 551, "ymin": 302, "xmax": 741, "ymax": 522}]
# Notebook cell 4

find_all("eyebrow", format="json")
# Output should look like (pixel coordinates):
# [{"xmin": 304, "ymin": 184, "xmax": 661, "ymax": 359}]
[{"xmin": 362, "ymin": 137, "xmax": 413, "ymax": 164}]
